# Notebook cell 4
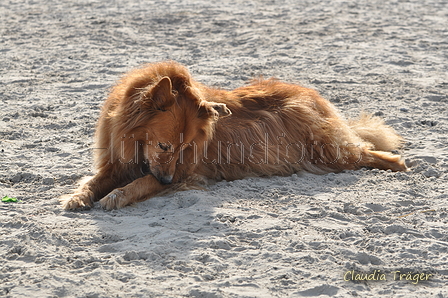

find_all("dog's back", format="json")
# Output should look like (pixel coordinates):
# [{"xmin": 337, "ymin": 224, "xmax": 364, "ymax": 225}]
[{"xmin": 194, "ymin": 78, "xmax": 405, "ymax": 180}]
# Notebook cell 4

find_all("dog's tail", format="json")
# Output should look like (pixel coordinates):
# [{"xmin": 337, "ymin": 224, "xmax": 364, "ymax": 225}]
[{"xmin": 349, "ymin": 112, "xmax": 404, "ymax": 152}]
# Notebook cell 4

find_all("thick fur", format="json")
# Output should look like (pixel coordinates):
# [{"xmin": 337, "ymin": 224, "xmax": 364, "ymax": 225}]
[
  {"xmin": 348, "ymin": 112, "xmax": 403, "ymax": 152},
  {"xmin": 61, "ymin": 61, "xmax": 407, "ymax": 210}
]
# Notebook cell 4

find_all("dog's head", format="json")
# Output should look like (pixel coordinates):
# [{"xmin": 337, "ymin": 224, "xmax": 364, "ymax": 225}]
[{"xmin": 131, "ymin": 76, "xmax": 231, "ymax": 184}]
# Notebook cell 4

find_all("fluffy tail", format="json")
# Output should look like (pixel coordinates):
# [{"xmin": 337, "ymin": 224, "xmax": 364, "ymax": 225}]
[{"xmin": 349, "ymin": 112, "xmax": 404, "ymax": 152}]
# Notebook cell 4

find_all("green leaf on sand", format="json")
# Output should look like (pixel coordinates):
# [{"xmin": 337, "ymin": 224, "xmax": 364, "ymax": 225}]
[{"xmin": 2, "ymin": 196, "xmax": 19, "ymax": 203}]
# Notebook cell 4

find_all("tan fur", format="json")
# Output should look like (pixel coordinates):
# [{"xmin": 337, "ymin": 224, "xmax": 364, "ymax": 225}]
[
  {"xmin": 348, "ymin": 112, "xmax": 404, "ymax": 152},
  {"xmin": 61, "ymin": 61, "xmax": 407, "ymax": 210}
]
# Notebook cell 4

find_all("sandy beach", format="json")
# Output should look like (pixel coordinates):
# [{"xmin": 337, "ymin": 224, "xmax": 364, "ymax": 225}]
[{"xmin": 1, "ymin": 0, "xmax": 447, "ymax": 297}]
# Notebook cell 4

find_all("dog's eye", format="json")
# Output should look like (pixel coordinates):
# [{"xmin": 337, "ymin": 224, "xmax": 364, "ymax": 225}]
[{"xmin": 158, "ymin": 142, "xmax": 171, "ymax": 151}]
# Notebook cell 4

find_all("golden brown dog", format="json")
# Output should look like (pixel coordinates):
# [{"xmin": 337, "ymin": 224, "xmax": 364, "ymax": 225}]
[{"xmin": 61, "ymin": 61, "xmax": 406, "ymax": 210}]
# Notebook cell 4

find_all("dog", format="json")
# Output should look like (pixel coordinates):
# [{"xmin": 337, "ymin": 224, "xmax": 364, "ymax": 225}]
[{"xmin": 61, "ymin": 61, "xmax": 407, "ymax": 210}]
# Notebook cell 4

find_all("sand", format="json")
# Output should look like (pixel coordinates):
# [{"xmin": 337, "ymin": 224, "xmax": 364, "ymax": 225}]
[{"xmin": 1, "ymin": 0, "xmax": 447, "ymax": 297}]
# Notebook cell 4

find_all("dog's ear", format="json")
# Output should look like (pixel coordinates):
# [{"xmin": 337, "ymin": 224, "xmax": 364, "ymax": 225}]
[
  {"xmin": 198, "ymin": 102, "xmax": 232, "ymax": 119},
  {"xmin": 143, "ymin": 77, "xmax": 175, "ymax": 111},
  {"xmin": 211, "ymin": 103, "xmax": 232, "ymax": 117}
]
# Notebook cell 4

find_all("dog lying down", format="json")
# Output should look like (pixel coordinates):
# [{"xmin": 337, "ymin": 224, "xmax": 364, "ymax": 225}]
[{"xmin": 61, "ymin": 61, "xmax": 407, "ymax": 210}]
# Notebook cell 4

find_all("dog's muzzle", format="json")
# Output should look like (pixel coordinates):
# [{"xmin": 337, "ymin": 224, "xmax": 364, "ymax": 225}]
[{"xmin": 159, "ymin": 176, "xmax": 173, "ymax": 185}]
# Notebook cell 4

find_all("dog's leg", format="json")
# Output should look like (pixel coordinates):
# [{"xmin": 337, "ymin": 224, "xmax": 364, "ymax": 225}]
[
  {"xmin": 99, "ymin": 175, "xmax": 168, "ymax": 210},
  {"xmin": 358, "ymin": 149, "xmax": 408, "ymax": 172},
  {"xmin": 60, "ymin": 172, "xmax": 124, "ymax": 210}
]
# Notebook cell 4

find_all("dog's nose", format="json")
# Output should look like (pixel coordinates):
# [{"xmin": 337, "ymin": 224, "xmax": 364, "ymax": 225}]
[{"xmin": 159, "ymin": 176, "xmax": 173, "ymax": 185}]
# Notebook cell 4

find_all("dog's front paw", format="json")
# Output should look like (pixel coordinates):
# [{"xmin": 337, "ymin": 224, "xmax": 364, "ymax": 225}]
[
  {"xmin": 100, "ymin": 189, "xmax": 128, "ymax": 210},
  {"xmin": 60, "ymin": 193, "xmax": 93, "ymax": 210}
]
